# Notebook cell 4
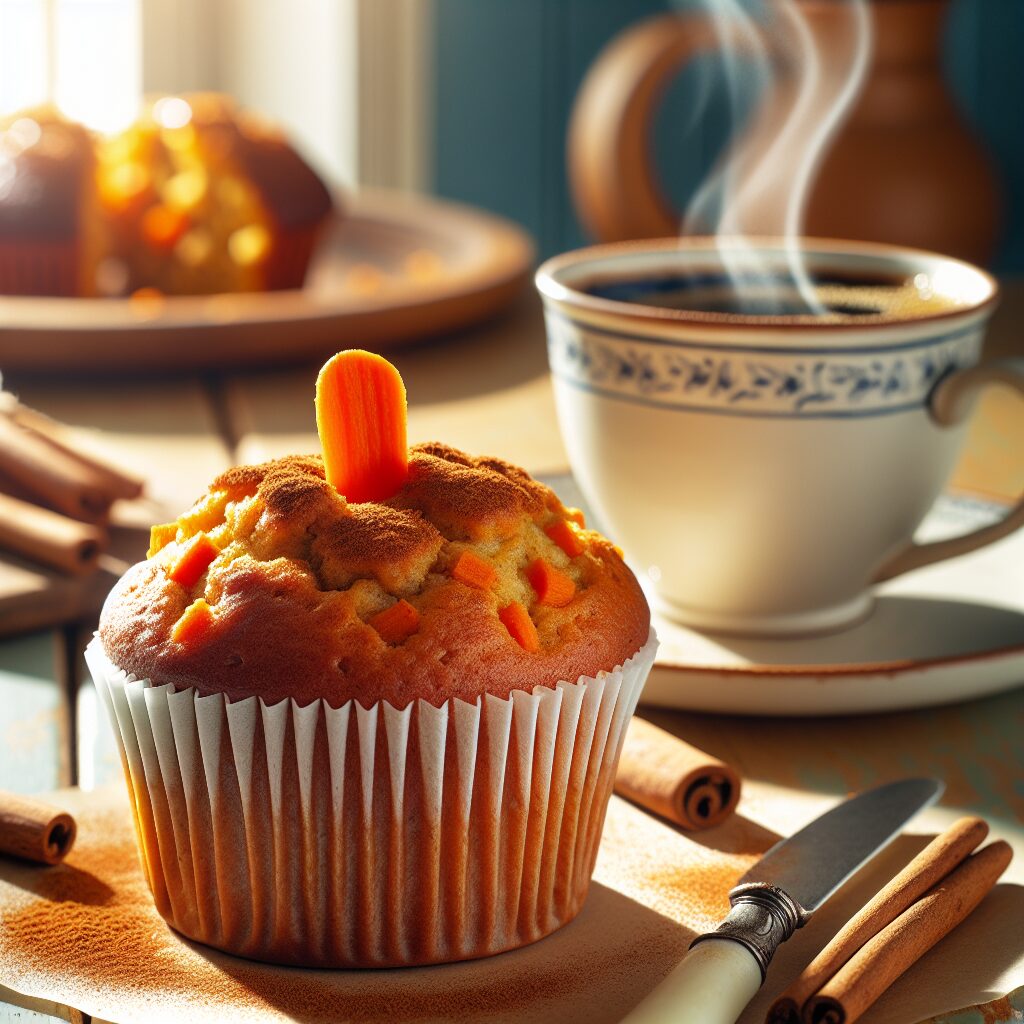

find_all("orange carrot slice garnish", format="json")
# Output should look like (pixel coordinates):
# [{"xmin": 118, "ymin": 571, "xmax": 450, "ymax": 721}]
[
  {"xmin": 315, "ymin": 350, "xmax": 408, "ymax": 503},
  {"xmin": 370, "ymin": 599, "xmax": 421, "ymax": 645},
  {"xmin": 148, "ymin": 522, "xmax": 179, "ymax": 557},
  {"xmin": 452, "ymin": 550, "xmax": 498, "ymax": 590},
  {"xmin": 499, "ymin": 602, "xmax": 539, "ymax": 652},
  {"xmin": 167, "ymin": 532, "xmax": 219, "ymax": 588},
  {"xmin": 526, "ymin": 558, "xmax": 576, "ymax": 607},
  {"xmin": 170, "ymin": 599, "xmax": 214, "ymax": 645},
  {"xmin": 545, "ymin": 520, "xmax": 584, "ymax": 558}
]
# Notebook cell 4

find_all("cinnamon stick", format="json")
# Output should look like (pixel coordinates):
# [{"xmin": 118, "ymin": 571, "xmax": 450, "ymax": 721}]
[
  {"xmin": 4, "ymin": 402, "xmax": 144, "ymax": 501},
  {"xmin": 0, "ymin": 790, "xmax": 77, "ymax": 865},
  {"xmin": 0, "ymin": 415, "xmax": 114, "ymax": 521},
  {"xmin": 766, "ymin": 816, "xmax": 989, "ymax": 1023},
  {"xmin": 0, "ymin": 491, "xmax": 107, "ymax": 574},
  {"xmin": 802, "ymin": 841, "xmax": 1012, "ymax": 1024},
  {"xmin": 614, "ymin": 717, "xmax": 741, "ymax": 830}
]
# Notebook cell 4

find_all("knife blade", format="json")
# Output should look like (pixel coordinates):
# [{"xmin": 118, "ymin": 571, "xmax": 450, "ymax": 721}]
[{"xmin": 622, "ymin": 778, "xmax": 943, "ymax": 1024}]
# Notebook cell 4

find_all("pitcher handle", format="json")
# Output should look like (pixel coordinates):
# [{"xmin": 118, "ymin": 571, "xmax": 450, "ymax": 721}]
[
  {"xmin": 567, "ymin": 13, "xmax": 724, "ymax": 243},
  {"xmin": 873, "ymin": 360, "xmax": 1024, "ymax": 583}
]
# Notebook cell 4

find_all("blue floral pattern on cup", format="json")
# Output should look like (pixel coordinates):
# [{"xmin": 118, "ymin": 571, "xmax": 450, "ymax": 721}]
[{"xmin": 546, "ymin": 315, "xmax": 984, "ymax": 418}]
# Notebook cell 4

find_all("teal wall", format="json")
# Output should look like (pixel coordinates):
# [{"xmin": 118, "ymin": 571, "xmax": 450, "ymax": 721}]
[{"xmin": 433, "ymin": 0, "xmax": 1024, "ymax": 271}]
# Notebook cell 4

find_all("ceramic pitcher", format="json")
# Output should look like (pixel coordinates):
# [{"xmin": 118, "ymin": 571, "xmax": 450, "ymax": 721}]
[{"xmin": 568, "ymin": 0, "xmax": 1001, "ymax": 265}]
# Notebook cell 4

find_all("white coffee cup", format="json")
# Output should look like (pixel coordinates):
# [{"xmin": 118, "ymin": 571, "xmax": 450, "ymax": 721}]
[{"xmin": 537, "ymin": 237, "xmax": 1024, "ymax": 636}]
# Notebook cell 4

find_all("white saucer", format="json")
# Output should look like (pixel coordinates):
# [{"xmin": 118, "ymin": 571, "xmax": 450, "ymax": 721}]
[
  {"xmin": 539, "ymin": 475, "xmax": 1024, "ymax": 717},
  {"xmin": 642, "ymin": 495, "xmax": 1024, "ymax": 716}
]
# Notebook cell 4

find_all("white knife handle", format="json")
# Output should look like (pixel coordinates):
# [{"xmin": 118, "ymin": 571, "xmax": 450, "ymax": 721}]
[
  {"xmin": 622, "ymin": 938, "xmax": 762, "ymax": 1024},
  {"xmin": 623, "ymin": 887, "xmax": 804, "ymax": 1024}
]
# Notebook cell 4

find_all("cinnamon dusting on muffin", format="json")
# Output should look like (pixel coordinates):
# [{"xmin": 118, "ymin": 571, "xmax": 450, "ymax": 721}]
[
  {"xmin": 314, "ymin": 505, "xmax": 443, "ymax": 594},
  {"xmin": 393, "ymin": 444, "xmax": 552, "ymax": 540}
]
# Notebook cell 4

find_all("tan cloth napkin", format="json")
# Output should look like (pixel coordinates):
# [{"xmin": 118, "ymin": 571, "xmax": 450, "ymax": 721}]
[{"xmin": 0, "ymin": 785, "xmax": 1020, "ymax": 1024}]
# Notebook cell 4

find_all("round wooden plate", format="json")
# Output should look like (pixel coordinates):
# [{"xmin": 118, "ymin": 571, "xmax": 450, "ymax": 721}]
[{"xmin": 0, "ymin": 189, "xmax": 535, "ymax": 372}]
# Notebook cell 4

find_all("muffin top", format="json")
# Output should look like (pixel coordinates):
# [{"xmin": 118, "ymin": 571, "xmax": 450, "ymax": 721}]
[
  {"xmin": 208, "ymin": 108, "xmax": 335, "ymax": 234},
  {"xmin": 154, "ymin": 93, "xmax": 335, "ymax": 233},
  {"xmin": 99, "ymin": 443, "xmax": 650, "ymax": 708}
]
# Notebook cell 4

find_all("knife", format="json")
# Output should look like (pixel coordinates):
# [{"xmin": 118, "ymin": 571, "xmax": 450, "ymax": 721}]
[{"xmin": 623, "ymin": 777, "xmax": 943, "ymax": 1024}]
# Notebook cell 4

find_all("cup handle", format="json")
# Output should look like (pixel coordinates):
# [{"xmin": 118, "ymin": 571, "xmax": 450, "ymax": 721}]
[
  {"xmin": 873, "ymin": 360, "xmax": 1024, "ymax": 583},
  {"xmin": 567, "ymin": 13, "xmax": 724, "ymax": 242}
]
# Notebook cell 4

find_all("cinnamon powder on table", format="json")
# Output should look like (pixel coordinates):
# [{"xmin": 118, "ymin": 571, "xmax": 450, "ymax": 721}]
[
  {"xmin": 6, "ymin": 789, "xmax": 1015, "ymax": 1024},
  {"xmin": 0, "ymin": 788, "xmax": 749, "ymax": 1024}
]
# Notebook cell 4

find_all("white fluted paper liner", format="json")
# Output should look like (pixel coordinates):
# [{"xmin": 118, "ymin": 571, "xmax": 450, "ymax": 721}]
[{"xmin": 85, "ymin": 630, "xmax": 657, "ymax": 967}]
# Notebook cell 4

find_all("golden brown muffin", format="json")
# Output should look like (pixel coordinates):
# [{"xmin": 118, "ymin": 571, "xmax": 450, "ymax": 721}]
[
  {"xmin": 100, "ymin": 443, "xmax": 650, "ymax": 707},
  {"xmin": 0, "ymin": 95, "xmax": 334, "ymax": 297},
  {"xmin": 0, "ymin": 108, "xmax": 96, "ymax": 296},
  {"xmin": 91, "ymin": 93, "xmax": 335, "ymax": 295}
]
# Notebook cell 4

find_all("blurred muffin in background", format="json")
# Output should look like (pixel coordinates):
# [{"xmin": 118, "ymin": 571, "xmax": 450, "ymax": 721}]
[
  {"xmin": 94, "ymin": 93, "xmax": 336, "ymax": 296},
  {"xmin": 0, "ymin": 94, "xmax": 336, "ymax": 298},
  {"xmin": 0, "ymin": 107, "xmax": 97, "ymax": 296}
]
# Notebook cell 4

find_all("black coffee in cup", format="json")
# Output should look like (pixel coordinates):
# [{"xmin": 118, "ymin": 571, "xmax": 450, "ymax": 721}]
[{"xmin": 584, "ymin": 271, "xmax": 963, "ymax": 321}]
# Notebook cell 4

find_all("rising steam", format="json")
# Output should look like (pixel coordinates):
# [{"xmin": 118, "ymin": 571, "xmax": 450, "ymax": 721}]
[{"xmin": 680, "ymin": 0, "xmax": 872, "ymax": 313}]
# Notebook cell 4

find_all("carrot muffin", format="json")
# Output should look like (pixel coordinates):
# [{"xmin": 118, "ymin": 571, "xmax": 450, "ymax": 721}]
[{"xmin": 87, "ymin": 353, "xmax": 656, "ymax": 968}]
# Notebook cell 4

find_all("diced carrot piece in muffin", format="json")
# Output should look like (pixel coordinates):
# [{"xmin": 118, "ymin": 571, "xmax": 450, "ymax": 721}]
[
  {"xmin": 370, "ymin": 599, "xmax": 421, "ymax": 645},
  {"xmin": 148, "ymin": 522, "xmax": 179, "ymax": 557},
  {"xmin": 452, "ymin": 550, "xmax": 498, "ymax": 590},
  {"xmin": 170, "ymin": 598, "xmax": 214, "ymax": 645},
  {"xmin": 315, "ymin": 349, "xmax": 408, "ymax": 503},
  {"xmin": 527, "ymin": 558, "xmax": 576, "ymax": 607},
  {"xmin": 167, "ymin": 532, "xmax": 219, "ymax": 588},
  {"xmin": 499, "ymin": 602, "xmax": 539, "ymax": 652},
  {"xmin": 566, "ymin": 507, "xmax": 586, "ymax": 528},
  {"xmin": 545, "ymin": 520, "xmax": 584, "ymax": 558}
]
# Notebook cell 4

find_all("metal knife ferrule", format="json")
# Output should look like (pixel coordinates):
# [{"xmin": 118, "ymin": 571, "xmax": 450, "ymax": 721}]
[{"xmin": 690, "ymin": 883, "xmax": 805, "ymax": 981}]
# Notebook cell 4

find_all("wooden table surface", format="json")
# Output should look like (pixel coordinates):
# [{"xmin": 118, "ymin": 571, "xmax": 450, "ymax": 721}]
[{"xmin": 0, "ymin": 284, "xmax": 1021, "ymax": 1024}]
